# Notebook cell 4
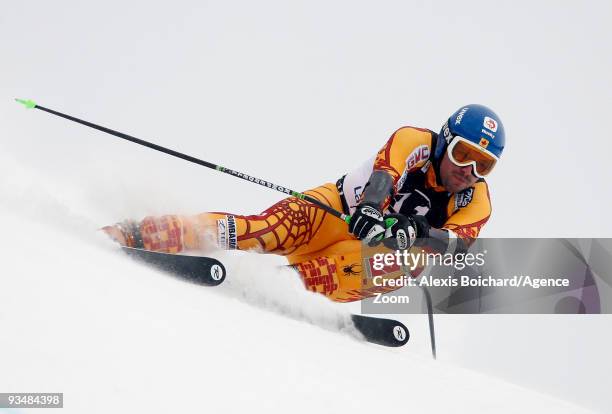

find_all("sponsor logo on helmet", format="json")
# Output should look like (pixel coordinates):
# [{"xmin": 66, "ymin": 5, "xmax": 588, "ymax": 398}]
[
  {"xmin": 455, "ymin": 107, "xmax": 469, "ymax": 125},
  {"xmin": 442, "ymin": 121, "xmax": 453, "ymax": 144},
  {"xmin": 484, "ymin": 116, "xmax": 498, "ymax": 132},
  {"xmin": 479, "ymin": 138, "xmax": 489, "ymax": 148},
  {"xmin": 481, "ymin": 128, "xmax": 495, "ymax": 139}
]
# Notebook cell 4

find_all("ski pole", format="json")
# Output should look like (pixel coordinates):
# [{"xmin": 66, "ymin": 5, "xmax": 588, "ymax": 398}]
[{"xmin": 15, "ymin": 98, "xmax": 351, "ymax": 224}]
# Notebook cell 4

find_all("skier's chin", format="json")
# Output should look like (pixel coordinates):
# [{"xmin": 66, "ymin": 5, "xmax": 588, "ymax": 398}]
[
  {"xmin": 445, "ymin": 183, "xmax": 462, "ymax": 193},
  {"xmin": 442, "ymin": 177, "xmax": 468, "ymax": 193}
]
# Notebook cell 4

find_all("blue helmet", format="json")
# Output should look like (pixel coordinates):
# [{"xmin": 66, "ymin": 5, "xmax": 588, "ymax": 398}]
[{"xmin": 434, "ymin": 104, "xmax": 506, "ymax": 160}]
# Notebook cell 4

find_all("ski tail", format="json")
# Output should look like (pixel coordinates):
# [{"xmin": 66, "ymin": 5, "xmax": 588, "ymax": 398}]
[{"xmin": 122, "ymin": 247, "xmax": 226, "ymax": 286}]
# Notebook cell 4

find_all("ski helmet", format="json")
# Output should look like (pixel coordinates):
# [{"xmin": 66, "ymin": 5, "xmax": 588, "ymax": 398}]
[{"xmin": 434, "ymin": 104, "xmax": 505, "ymax": 161}]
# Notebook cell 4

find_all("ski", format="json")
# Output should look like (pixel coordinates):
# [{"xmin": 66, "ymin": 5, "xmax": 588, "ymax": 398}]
[
  {"xmin": 286, "ymin": 263, "xmax": 410, "ymax": 347},
  {"xmin": 121, "ymin": 247, "xmax": 226, "ymax": 286},
  {"xmin": 351, "ymin": 314, "xmax": 410, "ymax": 347},
  {"xmin": 121, "ymin": 248, "xmax": 408, "ymax": 347}
]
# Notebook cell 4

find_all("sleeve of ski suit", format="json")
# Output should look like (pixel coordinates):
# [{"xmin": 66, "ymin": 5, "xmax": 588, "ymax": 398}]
[
  {"xmin": 373, "ymin": 126, "xmax": 434, "ymax": 196},
  {"xmin": 443, "ymin": 180, "xmax": 492, "ymax": 244}
]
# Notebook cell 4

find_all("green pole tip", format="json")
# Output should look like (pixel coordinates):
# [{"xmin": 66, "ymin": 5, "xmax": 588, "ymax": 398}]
[{"xmin": 15, "ymin": 98, "xmax": 37, "ymax": 109}]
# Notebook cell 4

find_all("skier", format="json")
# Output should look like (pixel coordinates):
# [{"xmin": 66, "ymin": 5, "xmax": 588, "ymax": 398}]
[{"xmin": 104, "ymin": 104, "xmax": 505, "ymax": 302}]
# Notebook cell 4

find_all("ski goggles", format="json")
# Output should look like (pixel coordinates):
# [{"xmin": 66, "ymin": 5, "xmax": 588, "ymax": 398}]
[{"xmin": 446, "ymin": 136, "xmax": 499, "ymax": 178}]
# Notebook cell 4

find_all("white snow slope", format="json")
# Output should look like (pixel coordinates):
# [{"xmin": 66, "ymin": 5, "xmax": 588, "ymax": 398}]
[
  {"xmin": 2, "ymin": 1, "xmax": 612, "ymax": 412},
  {"xmin": 0, "ymin": 154, "xmax": 602, "ymax": 414}
]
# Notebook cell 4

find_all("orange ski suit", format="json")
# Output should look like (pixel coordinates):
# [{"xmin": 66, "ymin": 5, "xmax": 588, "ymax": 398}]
[{"xmin": 110, "ymin": 126, "xmax": 493, "ymax": 302}]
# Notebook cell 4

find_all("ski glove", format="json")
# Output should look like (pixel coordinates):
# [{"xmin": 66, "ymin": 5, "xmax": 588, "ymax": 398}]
[
  {"xmin": 381, "ymin": 213, "xmax": 424, "ymax": 250},
  {"xmin": 348, "ymin": 202, "xmax": 385, "ymax": 244}
]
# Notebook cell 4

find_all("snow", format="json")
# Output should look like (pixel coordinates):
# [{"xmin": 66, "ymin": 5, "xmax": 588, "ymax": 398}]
[
  {"xmin": 0, "ymin": 161, "xmax": 599, "ymax": 413},
  {"xmin": 2, "ymin": 1, "xmax": 611, "ymax": 412}
]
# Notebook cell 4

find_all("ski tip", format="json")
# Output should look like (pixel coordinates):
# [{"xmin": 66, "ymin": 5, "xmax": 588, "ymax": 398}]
[{"xmin": 15, "ymin": 98, "xmax": 37, "ymax": 109}]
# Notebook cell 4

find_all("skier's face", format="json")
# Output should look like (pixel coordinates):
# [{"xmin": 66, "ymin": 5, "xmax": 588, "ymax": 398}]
[{"xmin": 440, "ymin": 152, "xmax": 479, "ymax": 193}]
